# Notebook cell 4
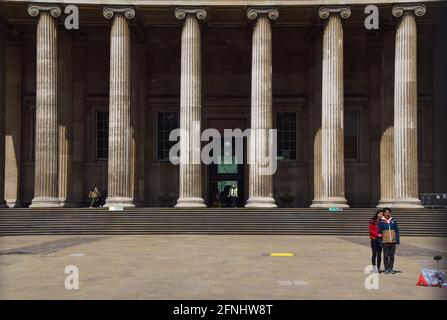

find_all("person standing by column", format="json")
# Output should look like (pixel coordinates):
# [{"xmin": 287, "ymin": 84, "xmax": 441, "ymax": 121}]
[{"xmin": 378, "ymin": 208, "xmax": 400, "ymax": 274}]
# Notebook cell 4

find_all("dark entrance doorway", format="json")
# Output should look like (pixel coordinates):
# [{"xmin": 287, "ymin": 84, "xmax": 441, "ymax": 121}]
[{"xmin": 208, "ymin": 137, "xmax": 245, "ymax": 207}]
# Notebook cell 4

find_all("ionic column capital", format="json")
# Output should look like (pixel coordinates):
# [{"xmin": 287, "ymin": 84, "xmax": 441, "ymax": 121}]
[
  {"xmin": 318, "ymin": 6, "xmax": 351, "ymax": 20},
  {"xmin": 392, "ymin": 4, "xmax": 426, "ymax": 18},
  {"xmin": 103, "ymin": 7, "xmax": 136, "ymax": 20},
  {"xmin": 175, "ymin": 8, "xmax": 207, "ymax": 20},
  {"xmin": 247, "ymin": 8, "xmax": 279, "ymax": 21},
  {"xmin": 27, "ymin": 4, "xmax": 61, "ymax": 18}
]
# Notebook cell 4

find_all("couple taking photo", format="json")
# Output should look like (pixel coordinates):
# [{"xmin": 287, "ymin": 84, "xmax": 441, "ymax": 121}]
[{"xmin": 369, "ymin": 208, "xmax": 400, "ymax": 274}]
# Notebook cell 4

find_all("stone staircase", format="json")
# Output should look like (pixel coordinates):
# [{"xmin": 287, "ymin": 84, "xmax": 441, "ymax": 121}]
[{"xmin": 0, "ymin": 207, "xmax": 446, "ymax": 236}]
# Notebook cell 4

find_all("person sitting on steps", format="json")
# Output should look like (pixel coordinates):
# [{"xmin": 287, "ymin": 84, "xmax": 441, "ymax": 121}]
[{"xmin": 88, "ymin": 185, "xmax": 101, "ymax": 208}]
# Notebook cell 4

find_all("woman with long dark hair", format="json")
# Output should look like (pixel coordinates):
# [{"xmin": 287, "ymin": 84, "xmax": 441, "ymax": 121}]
[{"xmin": 369, "ymin": 209, "xmax": 384, "ymax": 272}]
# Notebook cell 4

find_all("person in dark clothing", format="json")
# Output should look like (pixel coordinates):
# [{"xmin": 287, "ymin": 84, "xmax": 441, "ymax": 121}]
[
  {"xmin": 99, "ymin": 189, "xmax": 107, "ymax": 208},
  {"xmin": 369, "ymin": 209, "xmax": 383, "ymax": 272},
  {"xmin": 222, "ymin": 185, "xmax": 231, "ymax": 207},
  {"xmin": 378, "ymin": 208, "xmax": 400, "ymax": 274}
]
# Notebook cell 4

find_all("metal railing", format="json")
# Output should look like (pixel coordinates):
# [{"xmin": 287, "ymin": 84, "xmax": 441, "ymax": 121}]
[{"xmin": 420, "ymin": 193, "xmax": 447, "ymax": 209}]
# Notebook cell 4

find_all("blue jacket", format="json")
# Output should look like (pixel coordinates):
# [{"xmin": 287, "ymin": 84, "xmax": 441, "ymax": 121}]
[{"xmin": 378, "ymin": 218, "xmax": 400, "ymax": 245}]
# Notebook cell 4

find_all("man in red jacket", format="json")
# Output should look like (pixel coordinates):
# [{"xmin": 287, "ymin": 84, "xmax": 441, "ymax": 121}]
[{"xmin": 369, "ymin": 209, "xmax": 383, "ymax": 272}]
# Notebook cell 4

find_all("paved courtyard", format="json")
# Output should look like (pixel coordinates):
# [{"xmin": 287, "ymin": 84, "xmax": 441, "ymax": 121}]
[{"xmin": 0, "ymin": 235, "xmax": 446, "ymax": 299}]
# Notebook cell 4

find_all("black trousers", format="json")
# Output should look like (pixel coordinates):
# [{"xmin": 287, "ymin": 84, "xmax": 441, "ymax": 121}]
[
  {"xmin": 383, "ymin": 243, "xmax": 397, "ymax": 271},
  {"xmin": 370, "ymin": 239, "xmax": 382, "ymax": 269}
]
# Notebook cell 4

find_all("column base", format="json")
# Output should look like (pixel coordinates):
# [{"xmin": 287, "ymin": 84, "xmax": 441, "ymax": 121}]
[
  {"xmin": 245, "ymin": 197, "xmax": 277, "ymax": 208},
  {"xmin": 0, "ymin": 200, "xmax": 7, "ymax": 208},
  {"xmin": 30, "ymin": 197, "xmax": 61, "ymax": 208},
  {"xmin": 104, "ymin": 197, "xmax": 135, "ymax": 208},
  {"xmin": 388, "ymin": 198, "xmax": 423, "ymax": 209},
  {"xmin": 6, "ymin": 200, "xmax": 22, "ymax": 208},
  {"xmin": 310, "ymin": 197, "xmax": 349, "ymax": 208},
  {"xmin": 175, "ymin": 197, "xmax": 206, "ymax": 208}
]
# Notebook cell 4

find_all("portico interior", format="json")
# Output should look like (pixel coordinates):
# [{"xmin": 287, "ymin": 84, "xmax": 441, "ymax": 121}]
[{"xmin": 0, "ymin": 1, "xmax": 446, "ymax": 208}]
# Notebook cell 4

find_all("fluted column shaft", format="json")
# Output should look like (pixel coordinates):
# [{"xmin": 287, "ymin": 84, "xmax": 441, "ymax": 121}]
[
  {"xmin": 312, "ymin": 7, "xmax": 350, "ymax": 208},
  {"xmin": 175, "ymin": 8, "xmax": 206, "ymax": 207},
  {"xmin": 246, "ymin": 8, "xmax": 278, "ymax": 208},
  {"xmin": 378, "ymin": 30, "xmax": 395, "ymax": 207},
  {"xmin": 392, "ymin": 4, "xmax": 425, "ymax": 208},
  {"xmin": 29, "ymin": 6, "xmax": 61, "ymax": 207},
  {"xmin": 311, "ymin": 31, "xmax": 323, "ymax": 207},
  {"xmin": 58, "ymin": 32, "xmax": 73, "ymax": 206},
  {"xmin": 321, "ymin": 15, "xmax": 345, "ymax": 205},
  {"xmin": 104, "ymin": 9, "xmax": 135, "ymax": 207},
  {"xmin": 313, "ymin": 130, "xmax": 322, "ymax": 202},
  {"xmin": 0, "ymin": 23, "xmax": 6, "ymax": 207}
]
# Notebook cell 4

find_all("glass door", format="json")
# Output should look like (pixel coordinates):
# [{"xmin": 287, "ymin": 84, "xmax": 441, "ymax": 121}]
[{"xmin": 208, "ymin": 137, "xmax": 245, "ymax": 207}]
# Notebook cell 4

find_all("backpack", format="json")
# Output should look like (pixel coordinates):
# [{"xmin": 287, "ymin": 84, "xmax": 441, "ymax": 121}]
[{"xmin": 416, "ymin": 268, "xmax": 447, "ymax": 287}]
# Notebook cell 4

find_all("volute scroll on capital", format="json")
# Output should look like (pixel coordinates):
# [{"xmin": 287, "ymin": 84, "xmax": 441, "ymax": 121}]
[
  {"xmin": 174, "ymin": 8, "xmax": 207, "ymax": 20},
  {"xmin": 392, "ymin": 4, "xmax": 426, "ymax": 18},
  {"xmin": 247, "ymin": 8, "xmax": 279, "ymax": 21},
  {"xmin": 318, "ymin": 6, "xmax": 351, "ymax": 20},
  {"xmin": 103, "ymin": 7, "xmax": 136, "ymax": 20},
  {"xmin": 27, "ymin": 4, "xmax": 62, "ymax": 18}
]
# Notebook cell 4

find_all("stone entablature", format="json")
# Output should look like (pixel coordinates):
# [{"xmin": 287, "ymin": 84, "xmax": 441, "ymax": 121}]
[{"xmin": 3, "ymin": 0, "xmax": 441, "ymax": 5}]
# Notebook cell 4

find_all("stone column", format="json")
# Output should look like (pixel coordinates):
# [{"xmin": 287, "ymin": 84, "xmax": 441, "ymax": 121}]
[
  {"xmin": 311, "ymin": 28, "xmax": 323, "ymax": 207},
  {"xmin": 71, "ymin": 36, "xmax": 86, "ymax": 206},
  {"xmin": 378, "ymin": 29, "xmax": 395, "ymax": 207},
  {"xmin": 58, "ymin": 32, "xmax": 73, "ymax": 207},
  {"xmin": 311, "ymin": 6, "xmax": 351, "ymax": 208},
  {"xmin": 103, "ymin": 7, "xmax": 136, "ymax": 207},
  {"xmin": 4, "ymin": 39, "xmax": 22, "ymax": 207},
  {"xmin": 245, "ymin": 8, "xmax": 278, "ymax": 208},
  {"xmin": 28, "ymin": 5, "xmax": 61, "ymax": 207},
  {"xmin": 391, "ymin": 4, "xmax": 425, "ymax": 208},
  {"xmin": 174, "ymin": 8, "xmax": 206, "ymax": 207},
  {"xmin": 0, "ymin": 22, "xmax": 6, "ymax": 207}
]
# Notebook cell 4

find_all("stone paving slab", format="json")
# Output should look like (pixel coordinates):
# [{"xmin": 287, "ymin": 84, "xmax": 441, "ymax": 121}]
[{"xmin": 0, "ymin": 235, "xmax": 446, "ymax": 299}]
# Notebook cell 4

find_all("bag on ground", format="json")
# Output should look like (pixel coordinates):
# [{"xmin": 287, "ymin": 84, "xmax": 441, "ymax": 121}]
[{"xmin": 416, "ymin": 268, "xmax": 447, "ymax": 287}]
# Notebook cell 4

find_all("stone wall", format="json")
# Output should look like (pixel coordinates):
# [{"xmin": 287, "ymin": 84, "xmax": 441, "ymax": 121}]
[{"xmin": 1, "ymin": 2, "xmax": 446, "ymax": 207}]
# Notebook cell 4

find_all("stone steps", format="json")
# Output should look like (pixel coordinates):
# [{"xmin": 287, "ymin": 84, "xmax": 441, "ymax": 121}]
[{"xmin": 0, "ymin": 208, "xmax": 446, "ymax": 236}]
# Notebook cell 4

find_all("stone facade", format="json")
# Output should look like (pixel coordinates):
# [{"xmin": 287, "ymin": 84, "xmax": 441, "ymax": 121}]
[{"xmin": 0, "ymin": 1, "xmax": 446, "ymax": 208}]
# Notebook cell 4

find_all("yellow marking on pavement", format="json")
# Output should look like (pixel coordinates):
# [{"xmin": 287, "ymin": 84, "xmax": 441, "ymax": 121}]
[{"xmin": 270, "ymin": 253, "xmax": 294, "ymax": 257}]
